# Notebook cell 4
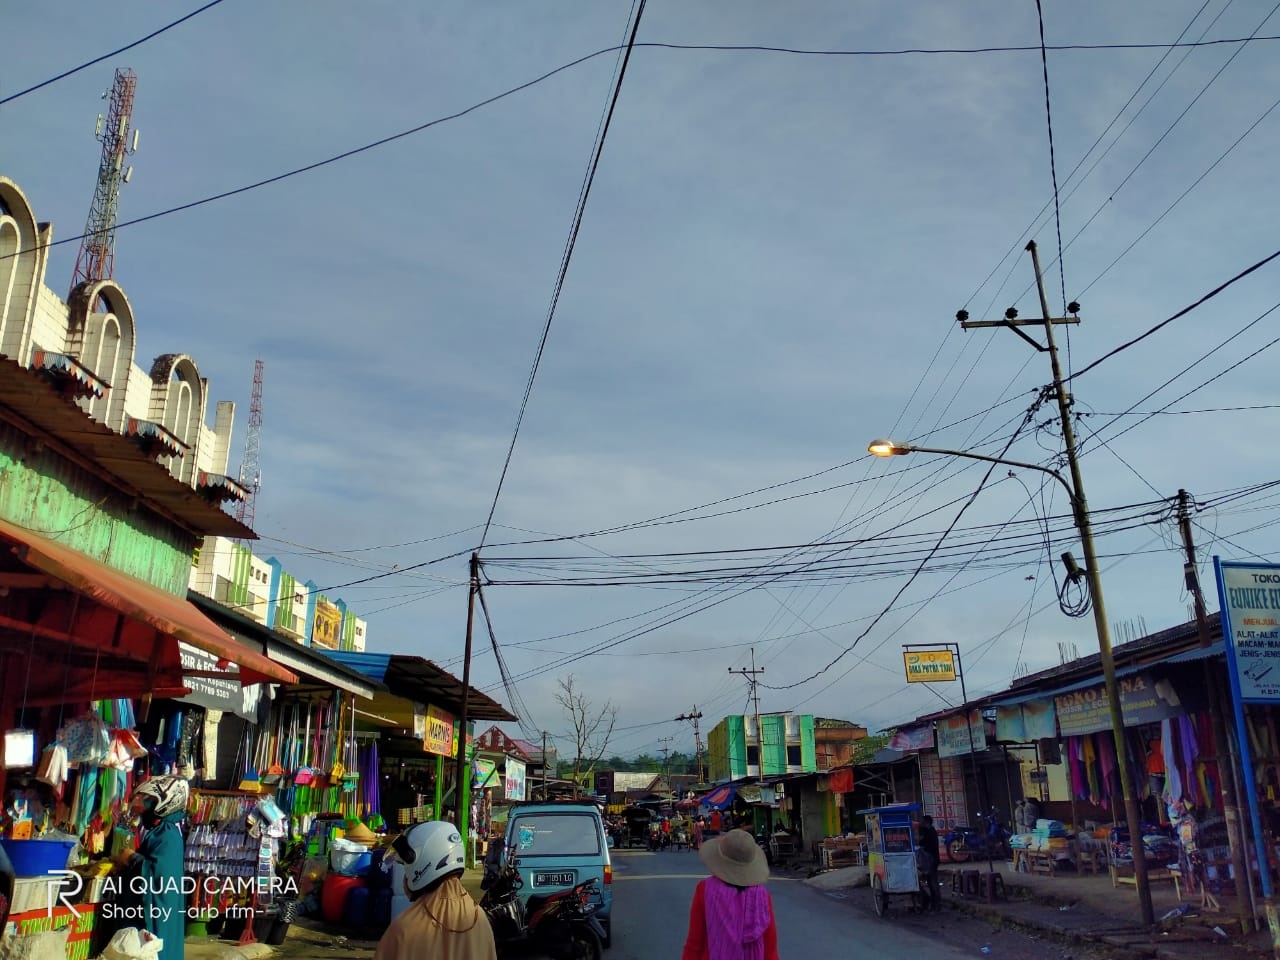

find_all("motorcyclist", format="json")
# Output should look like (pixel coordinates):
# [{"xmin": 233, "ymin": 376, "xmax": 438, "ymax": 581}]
[{"xmin": 377, "ymin": 821, "xmax": 496, "ymax": 960}]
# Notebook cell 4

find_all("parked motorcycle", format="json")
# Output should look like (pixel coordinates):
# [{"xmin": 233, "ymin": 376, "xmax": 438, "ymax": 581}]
[
  {"xmin": 944, "ymin": 807, "xmax": 1011, "ymax": 863},
  {"xmin": 481, "ymin": 857, "xmax": 605, "ymax": 960}
]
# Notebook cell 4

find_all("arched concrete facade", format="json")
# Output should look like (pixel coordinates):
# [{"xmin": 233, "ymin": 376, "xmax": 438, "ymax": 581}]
[
  {"xmin": 150, "ymin": 353, "xmax": 207, "ymax": 484},
  {"xmin": 68, "ymin": 279, "xmax": 137, "ymax": 430},
  {"xmin": 0, "ymin": 177, "xmax": 46, "ymax": 364}
]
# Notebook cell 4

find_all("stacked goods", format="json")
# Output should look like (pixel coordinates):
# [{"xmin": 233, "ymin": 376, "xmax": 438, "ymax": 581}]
[{"xmin": 1032, "ymin": 819, "xmax": 1071, "ymax": 858}]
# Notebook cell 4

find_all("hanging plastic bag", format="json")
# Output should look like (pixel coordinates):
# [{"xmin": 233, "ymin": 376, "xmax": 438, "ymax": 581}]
[
  {"xmin": 101, "ymin": 927, "xmax": 164, "ymax": 960},
  {"xmin": 59, "ymin": 712, "xmax": 110, "ymax": 764},
  {"xmin": 3, "ymin": 728, "xmax": 36, "ymax": 768},
  {"xmin": 36, "ymin": 742, "xmax": 70, "ymax": 791}
]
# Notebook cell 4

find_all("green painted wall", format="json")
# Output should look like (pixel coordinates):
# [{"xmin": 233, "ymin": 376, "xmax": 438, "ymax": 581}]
[
  {"xmin": 229, "ymin": 543, "xmax": 252, "ymax": 606},
  {"xmin": 762, "ymin": 715, "xmax": 787, "ymax": 773},
  {"xmin": 0, "ymin": 423, "xmax": 194, "ymax": 594},
  {"xmin": 801, "ymin": 715, "xmax": 817, "ymax": 770},
  {"xmin": 275, "ymin": 572, "xmax": 298, "ymax": 631},
  {"xmin": 341, "ymin": 612, "xmax": 356, "ymax": 651}
]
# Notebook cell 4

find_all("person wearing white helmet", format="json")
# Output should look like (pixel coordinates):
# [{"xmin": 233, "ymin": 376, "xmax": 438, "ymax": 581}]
[
  {"xmin": 111, "ymin": 776, "xmax": 190, "ymax": 960},
  {"xmin": 375, "ymin": 821, "xmax": 496, "ymax": 960}
]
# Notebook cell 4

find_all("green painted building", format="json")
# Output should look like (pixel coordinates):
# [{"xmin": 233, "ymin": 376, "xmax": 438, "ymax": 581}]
[{"xmin": 707, "ymin": 713, "xmax": 817, "ymax": 782}]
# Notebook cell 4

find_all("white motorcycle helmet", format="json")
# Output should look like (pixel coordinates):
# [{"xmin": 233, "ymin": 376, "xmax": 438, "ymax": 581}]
[{"xmin": 388, "ymin": 821, "xmax": 465, "ymax": 897}]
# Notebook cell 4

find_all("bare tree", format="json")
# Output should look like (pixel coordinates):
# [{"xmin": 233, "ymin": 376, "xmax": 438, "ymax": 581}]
[{"xmin": 554, "ymin": 675, "xmax": 618, "ymax": 790}]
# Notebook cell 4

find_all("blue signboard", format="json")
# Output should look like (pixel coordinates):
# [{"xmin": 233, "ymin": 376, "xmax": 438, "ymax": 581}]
[{"xmin": 1213, "ymin": 559, "xmax": 1279, "ymax": 904}]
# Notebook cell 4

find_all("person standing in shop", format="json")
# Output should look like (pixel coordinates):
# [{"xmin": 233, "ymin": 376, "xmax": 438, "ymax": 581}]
[
  {"xmin": 113, "ymin": 776, "xmax": 189, "ymax": 960},
  {"xmin": 917, "ymin": 815, "xmax": 942, "ymax": 911}
]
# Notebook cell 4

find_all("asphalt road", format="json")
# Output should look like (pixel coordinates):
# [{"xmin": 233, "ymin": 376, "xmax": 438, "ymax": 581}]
[{"xmin": 608, "ymin": 846, "xmax": 1099, "ymax": 960}]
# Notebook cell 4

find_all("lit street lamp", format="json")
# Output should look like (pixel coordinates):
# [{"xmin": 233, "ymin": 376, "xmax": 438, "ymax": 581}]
[{"xmin": 868, "ymin": 435, "xmax": 1155, "ymax": 923}]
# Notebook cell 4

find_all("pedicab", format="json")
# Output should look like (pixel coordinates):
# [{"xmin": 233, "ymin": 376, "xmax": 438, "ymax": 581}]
[{"xmin": 858, "ymin": 802, "xmax": 928, "ymax": 918}]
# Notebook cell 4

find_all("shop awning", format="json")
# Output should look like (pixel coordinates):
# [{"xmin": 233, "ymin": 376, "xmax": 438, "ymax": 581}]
[
  {"xmin": 0, "ymin": 515, "xmax": 296, "ymax": 686},
  {"xmin": 327, "ymin": 651, "xmax": 515, "ymax": 721},
  {"xmin": 698, "ymin": 784, "xmax": 736, "ymax": 810},
  {"xmin": 988, "ymin": 641, "xmax": 1224, "ymax": 708}
]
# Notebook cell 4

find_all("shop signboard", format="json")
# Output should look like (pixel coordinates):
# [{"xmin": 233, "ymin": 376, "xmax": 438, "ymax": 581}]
[
  {"xmin": 312, "ymin": 599, "xmax": 342, "ymax": 650},
  {"xmin": 1216, "ymin": 560, "xmax": 1280, "ymax": 703},
  {"xmin": 888, "ymin": 723, "xmax": 935, "ymax": 752},
  {"xmin": 1053, "ymin": 672, "xmax": 1182, "ymax": 736},
  {"xmin": 936, "ymin": 710, "xmax": 984, "ymax": 758},
  {"xmin": 1215, "ymin": 559, "xmax": 1280, "ymax": 920},
  {"xmin": 424, "ymin": 705, "xmax": 455, "ymax": 757},
  {"xmin": 903, "ymin": 648, "xmax": 957, "ymax": 683},
  {"xmin": 504, "ymin": 757, "xmax": 527, "ymax": 801},
  {"xmin": 473, "ymin": 758, "xmax": 498, "ymax": 790},
  {"xmin": 178, "ymin": 642, "xmax": 260, "ymax": 721},
  {"xmin": 995, "ymin": 698, "xmax": 1057, "ymax": 741}
]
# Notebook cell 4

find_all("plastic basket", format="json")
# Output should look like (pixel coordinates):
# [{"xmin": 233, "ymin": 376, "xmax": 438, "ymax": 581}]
[{"xmin": 0, "ymin": 838, "xmax": 75, "ymax": 877}]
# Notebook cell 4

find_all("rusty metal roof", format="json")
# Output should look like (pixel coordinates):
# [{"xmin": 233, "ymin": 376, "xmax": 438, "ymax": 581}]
[{"xmin": 0, "ymin": 357, "xmax": 254, "ymax": 538}]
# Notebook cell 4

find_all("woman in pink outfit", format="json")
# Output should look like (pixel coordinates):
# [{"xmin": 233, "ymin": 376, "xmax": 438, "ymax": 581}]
[{"xmin": 681, "ymin": 829, "xmax": 779, "ymax": 960}]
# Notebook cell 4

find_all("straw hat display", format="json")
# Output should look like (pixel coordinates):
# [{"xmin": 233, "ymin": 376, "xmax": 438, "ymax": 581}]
[
  {"xmin": 343, "ymin": 821, "xmax": 381, "ymax": 846},
  {"xmin": 698, "ymin": 828, "xmax": 769, "ymax": 887}
]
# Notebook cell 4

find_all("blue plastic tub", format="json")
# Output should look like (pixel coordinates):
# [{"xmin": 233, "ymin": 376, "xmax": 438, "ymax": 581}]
[{"xmin": 0, "ymin": 838, "xmax": 75, "ymax": 877}]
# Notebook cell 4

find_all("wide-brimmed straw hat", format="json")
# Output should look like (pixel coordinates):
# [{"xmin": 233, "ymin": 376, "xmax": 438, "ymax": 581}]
[{"xmin": 698, "ymin": 828, "xmax": 769, "ymax": 887}]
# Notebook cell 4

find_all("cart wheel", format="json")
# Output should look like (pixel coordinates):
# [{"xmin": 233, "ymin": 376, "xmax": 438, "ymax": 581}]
[
  {"xmin": 946, "ymin": 838, "xmax": 969, "ymax": 863},
  {"xmin": 871, "ymin": 873, "xmax": 887, "ymax": 918}
]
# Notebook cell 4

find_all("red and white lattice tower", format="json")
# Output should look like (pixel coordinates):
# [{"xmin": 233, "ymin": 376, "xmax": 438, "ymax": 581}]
[
  {"xmin": 70, "ymin": 68, "xmax": 140, "ymax": 296},
  {"xmin": 235, "ymin": 360, "xmax": 265, "ymax": 529}
]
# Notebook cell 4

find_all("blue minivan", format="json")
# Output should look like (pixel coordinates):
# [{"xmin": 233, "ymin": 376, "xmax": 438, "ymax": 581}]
[{"xmin": 503, "ymin": 799, "xmax": 613, "ymax": 947}]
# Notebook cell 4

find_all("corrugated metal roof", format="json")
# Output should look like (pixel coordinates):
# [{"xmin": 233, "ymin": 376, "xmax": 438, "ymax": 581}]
[
  {"xmin": 988, "ymin": 640, "xmax": 1224, "ymax": 707},
  {"xmin": 0, "ymin": 358, "xmax": 254, "ymax": 538},
  {"xmin": 327, "ymin": 650, "xmax": 516, "ymax": 720}
]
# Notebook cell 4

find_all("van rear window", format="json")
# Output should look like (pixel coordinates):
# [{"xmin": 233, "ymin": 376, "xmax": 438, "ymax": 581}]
[{"xmin": 511, "ymin": 813, "xmax": 601, "ymax": 857}]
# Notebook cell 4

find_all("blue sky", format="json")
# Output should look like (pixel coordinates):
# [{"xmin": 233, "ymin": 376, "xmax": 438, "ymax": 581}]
[{"xmin": 5, "ymin": 1, "xmax": 1280, "ymax": 762}]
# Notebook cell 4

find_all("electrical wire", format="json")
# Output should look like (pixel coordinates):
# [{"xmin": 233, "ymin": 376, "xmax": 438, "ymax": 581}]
[
  {"xmin": 0, "ymin": 1, "xmax": 228, "ymax": 106},
  {"xmin": 1067, "ymin": 249, "xmax": 1280, "ymax": 382},
  {"xmin": 478, "ymin": 0, "xmax": 646, "ymax": 548},
  {"xmin": 9, "ymin": 34, "xmax": 1280, "ymax": 263},
  {"xmin": 1033, "ymin": 0, "xmax": 1067, "ymax": 314},
  {"xmin": 962, "ymin": 0, "xmax": 1218, "ymax": 312}
]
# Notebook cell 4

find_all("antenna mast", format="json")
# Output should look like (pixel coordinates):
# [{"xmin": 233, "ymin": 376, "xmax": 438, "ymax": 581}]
[
  {"xmin": 235, "ymin": 360, "xmax": 265, "ymax": 529},
  {"xmin": 71, "ymin": 68, "xmax": 139, "ymax": 296}
]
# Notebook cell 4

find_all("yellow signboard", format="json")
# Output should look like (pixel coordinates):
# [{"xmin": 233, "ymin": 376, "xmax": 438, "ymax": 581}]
[
  {"xmin": 313, "ymin": 600, "xmax": 342, "ymax": 650},
  {"xmin": 425, "ymin": 705, "xmax": 455, "ymax": 757},
  {"xmin": 903, "ymin": 648, "xmax": 957, "ymax": 683}
]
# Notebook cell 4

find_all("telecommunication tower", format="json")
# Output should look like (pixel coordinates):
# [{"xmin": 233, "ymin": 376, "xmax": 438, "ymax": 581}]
[
  {"xmin": 71, "ymin": 68, "xmax": 140, "ymax": 296},
  {"xmin": 234, "ymin": 360, "xmax": 265, "ymax": 529}
]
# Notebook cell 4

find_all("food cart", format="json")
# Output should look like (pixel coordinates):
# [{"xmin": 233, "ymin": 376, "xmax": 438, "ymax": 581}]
[{"xmin": 858, "ymin": 802, "xmax": 925, "ymax": 917}]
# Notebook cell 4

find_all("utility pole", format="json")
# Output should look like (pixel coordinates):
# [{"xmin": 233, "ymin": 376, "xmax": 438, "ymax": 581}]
[
  {"xmin": 453, "ymin": 553, "xmax": 479, "ymax": 852},
  {"xmin": 1177, "ymin": 489, "xmax": 1251, "ymax": 921},
  {"xmin": 729, "ymin": 648, "xmax": 766, "ymax": 784},
  {"xmin": 657, "ymin": 737, "xmax": 673, "ymax": 781},
  {"xmin": 960, "ymin": 240, "xmax": 1153, "ymax": 925},
  {"xmin": 541, "ymin": 730, "xmax": 549, "ymax": 800},
  {"xmin": 675, "ymin": 708, "xmax": 705, "ymax": 783}
]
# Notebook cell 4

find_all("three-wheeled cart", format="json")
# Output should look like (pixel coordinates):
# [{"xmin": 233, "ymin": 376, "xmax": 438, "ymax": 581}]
[
  {"xmin": 621, "ymin": 806, "xmax": 653, "ymax": 848},
  {"xmin": 859, "ymin": 802, "xmax": 927, "ymax": 917}
]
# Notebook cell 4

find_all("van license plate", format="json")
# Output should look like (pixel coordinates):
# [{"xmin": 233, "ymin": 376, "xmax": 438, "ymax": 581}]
[{"xmin": 534, "ymin": 872, "xmax": 574, "ymax": 886}]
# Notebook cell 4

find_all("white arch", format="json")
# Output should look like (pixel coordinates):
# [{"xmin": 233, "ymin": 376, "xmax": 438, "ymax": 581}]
[
  {"xmin": 0, "ymin": 179, "xmax": 42, "ymax": 363},
  {"xmin": 72, "ymin": 280, "xmax": 137, "ymax": 430}
]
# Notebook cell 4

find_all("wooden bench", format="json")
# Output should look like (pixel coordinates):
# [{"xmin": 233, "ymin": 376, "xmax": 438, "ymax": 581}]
[{"xmin": 1110, "ymin": 863, "xmax": 1180, "ymax": 899}]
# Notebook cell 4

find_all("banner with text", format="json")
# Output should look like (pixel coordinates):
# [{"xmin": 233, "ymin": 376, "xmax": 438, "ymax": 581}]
[
  {"xmin": 995, "ymin": 698, "xmax": 1057, "ymax": 742},
  {"xmin": 1216, "ymin": 560, "xmax": 1280, "ymax": 703},
  {"xmin": 504, "ymin": 757, "xmax": 527, "ymax": 801},
  {"xmin": 178, "ymin": 642, "xmax": 260, "ymax": 721},
  {"xmin": 936, "ymin": 710, "xmax": 985, "ymax": 758},
  {"xmin": 1053, "ymin": 672, "xmax": 1182, "ymax": 736}
]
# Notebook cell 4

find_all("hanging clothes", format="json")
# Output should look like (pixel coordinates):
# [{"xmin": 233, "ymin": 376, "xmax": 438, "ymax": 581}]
[{"xmin": 1162, "ymin": 719, "xmax": 1182, "ymax": 803}]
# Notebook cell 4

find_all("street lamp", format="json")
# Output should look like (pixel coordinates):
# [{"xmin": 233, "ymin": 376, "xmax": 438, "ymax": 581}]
[{"xmin": 868, "ymin": 436, "xmax": 1155, "ymax": 922}]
